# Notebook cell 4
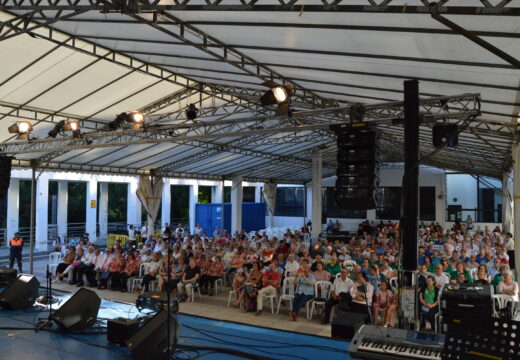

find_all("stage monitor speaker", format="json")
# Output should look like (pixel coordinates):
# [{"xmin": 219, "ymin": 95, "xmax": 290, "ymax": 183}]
[
  {"xmin": 0, "ymin": 156, "xmax": 12, "ymax": 200},
  {"xmin": 127, "ymin": 309, "xmax": 180, "ymax": 360},
  {"xmin": 432, "ymin": 124, "xmax": 458, "ymax": 148},
  {"xmin": 331, "ymin": 312, "xmax": 370, "ymax": 341},
  {"xmin": 50, "ymin": 288, "xmax": 101, "ymax": 331},
  {"xmin": 0, "ymin": 273, "xmax": 40, "ymax": 310},
  {"xmin": 0, "ymin": 267, "xmax": 17, "ymax": 285},
  {"xmin": 107, "ymin": 318, "xmax": 142, "ymax": 346}
]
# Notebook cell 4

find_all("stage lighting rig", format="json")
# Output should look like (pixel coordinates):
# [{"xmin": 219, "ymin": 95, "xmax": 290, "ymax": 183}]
[
  {"xmin": 185, "ymin": 104, "xmax": 198, "ymax": 121},
  {"xmin": 107, "ymin": 111, "xmax": 145, "ymax": 131},
  {"xmin": 8, "ymin": 121, "xmax": 33, "ymax": 140},
  {"xmin": 260, "ymin": 81, "xmax": 292, "ymax": 116},
  {"xmin": 62, "ymin": 120, "xmax": 81, "ymax": 138}
]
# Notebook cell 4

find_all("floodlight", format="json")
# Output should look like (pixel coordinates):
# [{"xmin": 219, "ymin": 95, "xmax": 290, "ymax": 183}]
[
  {"xmin": 272, "ymin": 86, "xmax": 288, "ymax": 103},
  {"xmin": 8, "ymin": 121, "xmax": 33, "ymax": 140},
  {"xmin": 185, "ymin": 104, "xmax": 198, "ymax": 121},
  {"xmin": 129, "ymin": 112, "xmax": 144, "ymax": 124},
  {"xmin": 63, "ymin": 120, "xmax": 81, "ymax": 138},
  {"xmin": 260, "ymin": 81, "xmax": 292, "ymax": 110}
]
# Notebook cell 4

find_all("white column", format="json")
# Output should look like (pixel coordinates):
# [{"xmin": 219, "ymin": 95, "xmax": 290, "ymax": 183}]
[
  {"xmin": 162, "ymin": 179, "xmax": 171, "ymax": 229},
  {"xmin": 231, "ymin": 176, "xmax": 243, "ymax": 234},
  {"xmin": 254, "ymin": 186, "xmax": 261, "ymax": 203},
  {"xmin": 306, "ymin": 184, "xmax": 313, "ymax": 224},
  {"xmin": 189, "ymin": 183, "xmax": 199, "ymax": 233},
  {"xmin": 502, "ymin": 172, "xmax": 513, "ymax": 234},
  {"xmin": 6, "ymin": 178, "xmax": 19, "ymax": 245},
  {"xmin": 311, "ymin": 150, "xmax": 322, "ymax": 242},
  {"xmin": 436, "ymin": 172, "xmax": 447, "ymax": 229},
  {"xmin": 512, "ymin": 143, "xmax": 520, "ymax": 269},
  {"xmin": 127, "ymin": 178, "xmax": 141, "ymax": 226},
  {"xmin": 35, "ymin": 174, "xmax": 49, "ymax": 252},
  {"xmin": 57, "ymin": 181, "xmax": 68, "ymax": 239},
  {"xmin": 85, "ymin": 177, "xmax": 98, "ymax": 243},
  {"xmin": 213, "ymin": 183, "xmax": 223, "ymax": 203},
  {"xmin": 98, "ymin": 182, "xmax": 108, "ymax": 241}
]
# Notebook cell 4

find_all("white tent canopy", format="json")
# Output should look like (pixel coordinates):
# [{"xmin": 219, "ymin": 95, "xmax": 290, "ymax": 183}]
[{"xmin": 0, "ymin": 0, "xmax": 518, "ymax": 183}]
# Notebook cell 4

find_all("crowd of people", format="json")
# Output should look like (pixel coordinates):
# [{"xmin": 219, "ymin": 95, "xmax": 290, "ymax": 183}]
[{"xmin": 50, "ymin": 217, "xmax": 518, "ymax": 330}]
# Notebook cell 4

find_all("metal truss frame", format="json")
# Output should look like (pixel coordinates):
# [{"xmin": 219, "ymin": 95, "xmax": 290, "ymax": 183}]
[{"xmin": 1, "ymin": 0, "xmax": 518, "ymax": 16}]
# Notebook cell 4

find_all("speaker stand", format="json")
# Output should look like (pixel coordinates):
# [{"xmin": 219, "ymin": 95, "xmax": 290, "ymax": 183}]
[{"xmin": 36, "ymin": 265, "xmax": 57, "ymax": 331}]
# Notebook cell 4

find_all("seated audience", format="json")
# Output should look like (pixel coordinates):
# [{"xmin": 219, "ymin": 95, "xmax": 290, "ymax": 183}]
[
  {"xmin": 255, "ymin": 262, "xmax": 281, "ymax": 316},
  {"xmin": 322, "ymin": 269, "xmax": 353, "ymax": 325},
  {"xmin": 290, "ymin": 263, "xmax": 316, "ymax": 321},
  {"xmin": 419, "ymin": 276, "xmax": 439, "ymax": 331}
]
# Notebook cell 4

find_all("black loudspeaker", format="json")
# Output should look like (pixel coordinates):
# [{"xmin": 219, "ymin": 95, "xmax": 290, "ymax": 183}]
[
  {"xmin": 50, "ymin": 288, "xmax": 101, "ymax": 331},
  {"xmin": 331, "ymin": 124, "xmax": 378, "ymax": 210},
  {"xmin": 127, "ymin": 309, "xmax": 180, "ymax": 360},
  {"xmin": 331, "ymin": 312, "xmax": 370, "ymax": 341},
  {"xmin": 0, "ymin": 267, "xmax": 17, "ymax": 285},
  {"xmin": 0, "ymin": 156, "xmax": 12, "ymax": 200},
  {"xmin": 432, "ymin": 124, "xmax": 458, "ymax": 148},
  {"xmin": 0, "ymin": 274, "xmax": 40, "ymax": 310},
  {"xmin": 107, "ymin": 318, "xmax": 142, "ymax": 346}
]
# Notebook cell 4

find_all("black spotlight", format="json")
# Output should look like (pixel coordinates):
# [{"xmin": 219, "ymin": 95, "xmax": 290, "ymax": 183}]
[
  {"xmin": 185, "ymin": 104, "xmax": 198, "ymax": 120},
  {"xmin": 48, "ymin": 120, "xmax": 67, "ymax": 138},
  {"xmin": 107, "ymin": 112, "xmax": 128, "ymax": 131}
]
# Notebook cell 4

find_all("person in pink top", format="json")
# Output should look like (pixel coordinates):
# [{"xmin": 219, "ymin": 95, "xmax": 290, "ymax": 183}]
[{"xmin": 373, "ymin": 280, "xmax": 393, "ymax": 325}]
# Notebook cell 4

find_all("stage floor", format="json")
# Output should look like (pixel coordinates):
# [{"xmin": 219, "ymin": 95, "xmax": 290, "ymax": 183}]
[{"xmin": 0, "ymin": 288, "xmax": 354, "ymax": 360}]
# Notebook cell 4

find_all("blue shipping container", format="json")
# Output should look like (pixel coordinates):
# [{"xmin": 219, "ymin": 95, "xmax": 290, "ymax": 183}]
[{"xmin": 195, "ymin": 202, "xmax": 266, "ymax": 235}]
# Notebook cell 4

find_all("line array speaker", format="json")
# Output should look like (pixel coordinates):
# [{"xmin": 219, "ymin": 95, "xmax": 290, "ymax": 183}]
[{"xmin": 331, "ymin": 124, "xmax": 379, "ymax": 210}]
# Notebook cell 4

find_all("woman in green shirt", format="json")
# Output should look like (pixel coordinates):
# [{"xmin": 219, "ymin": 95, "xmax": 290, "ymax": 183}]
[
  {"xmin": 450, "ymin": 261, "xmax": 472, "ymax": 283},
  {"xmin": 419, "ymin": 276, "xmax": 440, "ymax": 331},
  {"xmin": 325, "ymin": 258, "xmax": 342, "ymax": 277}
]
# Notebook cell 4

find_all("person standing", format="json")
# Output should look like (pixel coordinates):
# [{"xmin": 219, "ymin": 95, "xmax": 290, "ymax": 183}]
[
  {"xmin": 9, "ymin": 232, "xmax": 23, "ymax": 273},
  {"xmin": 128, "ymin": 225, "xmax": 136, "ymax": 248}
]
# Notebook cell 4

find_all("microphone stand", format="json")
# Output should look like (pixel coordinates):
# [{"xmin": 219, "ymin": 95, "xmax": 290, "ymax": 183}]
[
  {"xmin": 36, "ymin": 265, "xmax": 55, "ymax": 330},
  {"xmin": 361, "ymin": 282, "xmax": 372, "ymax": 324}
]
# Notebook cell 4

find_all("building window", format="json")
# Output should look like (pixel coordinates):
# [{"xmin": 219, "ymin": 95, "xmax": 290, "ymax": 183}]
[
  {"xmin": 446, "ymin": 173, "xmax": 502, "ymax": 222},
  {"xmin": 323, "ymin": 187, "xmax": 367, "ymax": 219},
  {"xmin": 274, "ymin": 187, "xmax": 305, "ymax": 217},
  {"xmin": 419, "ymin": 187, "xmax": 436, "ymax": 221},
  {"xmin": 376, "ymin": 187, "xmax": 401, "ymax": 220},
  {"xmin": 243, "ymin": 186, "xmax": 256, "ymax": 202}
]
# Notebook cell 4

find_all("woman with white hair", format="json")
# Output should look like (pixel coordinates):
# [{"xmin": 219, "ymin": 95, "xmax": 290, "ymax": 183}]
[{"xmin": 497, "ymin": 270, "xmax": 519, "ymax": 302}]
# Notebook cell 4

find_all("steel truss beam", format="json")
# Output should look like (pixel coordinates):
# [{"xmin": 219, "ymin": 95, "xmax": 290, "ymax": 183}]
[
  {"xmin": 10, "ymin": 158, "xmax": 304, "ymax": 184},
  {"xmin": 127, "ymin": 10, "xmax": 334, "ymax": 110},
  {"xmin": 1, "ymin": 0, "xmax": 518, "ymax": 15},
  {"xmin": 0, "ymin": 92, "xmax": 481, "ymax": 153},
  {"xmin": 0, "ymin": 9, "xmax": 89, "ymax": 41}
]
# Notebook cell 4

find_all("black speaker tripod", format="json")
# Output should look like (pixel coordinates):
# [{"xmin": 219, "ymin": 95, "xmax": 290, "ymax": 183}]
[{"xmin": 36, "ymin": 265, "xmax": 57, "ymax": 330}]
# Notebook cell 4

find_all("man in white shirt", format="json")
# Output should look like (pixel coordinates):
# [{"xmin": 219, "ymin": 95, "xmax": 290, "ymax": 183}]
[
  {"xmin": 433, "ymin": 264, "xmax": 450, "ymax": 289},
  {"xmin": 137, "ymin": 252, "xmax": 163, "ymax": 293},
  {"xmin": 174, "ymin": 223, "xmax": 184, "ymax": 238},
  {"xmin": 285, "ymin": 253, "xmax": 300, "ymax": 276},
  {"xmin": 75, "ymin": 246, "xmax": 97, "ymax": 287},
  {"xmin": 349, "ymin": 272, "xmax": 374, "ymax": 314},
  {"xmin": 322, "ymin": 268, "xmax": 354, "ymax": 324},
  {"xmin": 141, "ymin": 222, "xmax": 148, "ymax": 241},
  {"xmin": 128, "ymin": 225, "xmax": 136, "ymax": 247},
  {"xmin": 193, "ymin": 223, "xmax": 203, "ymax": 237}
]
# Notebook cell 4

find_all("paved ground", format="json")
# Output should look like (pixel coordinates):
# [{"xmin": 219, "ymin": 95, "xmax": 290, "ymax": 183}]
[{"xmin": 1, "ymin": 255, "xmax": 332, "ymax": 338}]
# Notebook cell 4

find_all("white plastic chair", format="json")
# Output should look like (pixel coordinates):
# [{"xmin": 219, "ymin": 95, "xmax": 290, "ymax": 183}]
[
  {"xmin": 493, "ymin": 294, "xmax": 515, "ymax": 317},
  {"xmin": 129, "ymin": 263, "xmax": 146, "ymax": 293},
  {"xmin": 276, "ymin": 277, "xmax": 296, "ymax": 314},
  {"xmin": 49, "ymin": 252, "xmax": 62, "ymax": 278},
  {"xmin": 389, "ymin": 277, "xmax": 399, "ymax": 292},
  {"xmin": 263, "ymin": 290, "xmax": 278, "ymax": 314},
  {"xmin": 335, "ymin": 273, "xmax": 342, "ymax": 279},
  {"xmin": 188, "ymin": 283, "xmax": 202, "ymax": 302},
  {"xmin": 309, "ymin": 280, "xmax": 332, "ymax": 320},
  {"xmin": 214, "ymin": 278, "xmax": 223, "ymax": 295},
  {"xmin": 343, "ymin": 260, "xmax": 356, "ymax": 271},
  {"xmin": 469, "ymin": 267, "xmax": 478, "ymax": 281}
]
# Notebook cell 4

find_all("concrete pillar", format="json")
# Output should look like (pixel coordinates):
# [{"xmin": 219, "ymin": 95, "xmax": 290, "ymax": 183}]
[
  {"xmin": 6, "ymin": 178, "xmax": 19, "ymax": 245},
  {"xmin": 231, "ymin": 176, "xmax": 243, "ymax": 234},
  {"xmin": 57, "ymin": 181, "xmax": 68, "ymax": 239},
  {"xmin": 311, "ymin": 150, "xmax": 322, "ymax": 241},
  {"xmin": 436, "ymin": 172, "xmax": 447, "ymax": 229},
  {"xmin": 189, "ymin": 183, "xmax": 199, "ymax": 233},
  {"xmin": 254, "ymin": 186, "xmax": 261, "ymax": 203},
  {"xmin": 162, "ymin": 179, "xmax": 171, "ymax": 230},
  {"xmin": 502, "ymin": 172, "xmax": 513, "ymax": 234},
  {"xmin": 85, "ymin": 177, "xmax": 98, "ymax": 243},
  {"xmin": 306, "ymin": 184, "xmax": 313, "ymax": 225},
  {"xmin": 98, "ymin": 182, "xmax": 108, "ymax": 241},
  {"xmin": 127, "ymin": 178, "xmax": 141, "ymax": 227},
  {"xmin": 513, "ymin": 143, "xmax": 520, "ymax": 269},
  {"xmin": 213, "ymin": 183, "xmax": 223, "ymax": 203},
  {"xmin": 35, "ymin": 174, "xmax": 49, "ymax": 252}
]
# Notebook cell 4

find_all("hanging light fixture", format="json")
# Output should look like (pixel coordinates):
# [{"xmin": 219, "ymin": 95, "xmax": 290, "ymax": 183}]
[
  {"xmin": 260, "ymin": 81, "xmax": 292, "ymax": 115},
  {"xmin": 63, "ymin": 119, "xmax": 81, "ymax": 138},
  {"xmin": 8, "ymin": 121, "xmax": 33, "ymax": 140}
]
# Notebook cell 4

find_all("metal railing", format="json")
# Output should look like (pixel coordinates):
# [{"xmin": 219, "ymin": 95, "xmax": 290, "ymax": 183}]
[{"xmin": 67, "ymin": 222, "xmax": 86, "ymax": 238}]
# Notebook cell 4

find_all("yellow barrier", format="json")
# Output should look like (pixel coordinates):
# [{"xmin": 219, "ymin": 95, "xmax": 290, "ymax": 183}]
[
  {"xmin": 107, "ymin": 234, "xmax": 128, "ymax": 248},
  {"xmin": 155, "ymin": 229, "xmax": 162, "ymax": 237}
]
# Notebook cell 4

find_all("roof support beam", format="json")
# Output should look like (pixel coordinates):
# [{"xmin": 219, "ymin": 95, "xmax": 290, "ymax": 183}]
[
  {"xmin": 1, "ymin": 1, "xmax": 519, "ymax": 15},
  {"xmin": 430, "ymin": 4, "xmax": 520, "ymax": 69}
]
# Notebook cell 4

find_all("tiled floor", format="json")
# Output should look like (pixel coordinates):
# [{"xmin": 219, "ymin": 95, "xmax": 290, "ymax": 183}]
[{"xmin": 51, "ymin": 281, "xmax": 332, "ymax": 337}]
